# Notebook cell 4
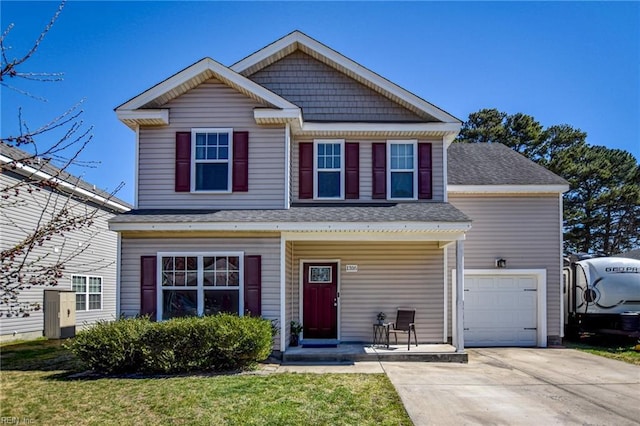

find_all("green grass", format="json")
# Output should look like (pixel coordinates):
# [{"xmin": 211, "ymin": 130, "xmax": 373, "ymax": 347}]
[
  {"xmin": 566, "ymin": 338, "xmax": 640, "ymax": 366},
  {"xmin": 1, "ymin": 339, "xmax": 411, "ymax": 426}
]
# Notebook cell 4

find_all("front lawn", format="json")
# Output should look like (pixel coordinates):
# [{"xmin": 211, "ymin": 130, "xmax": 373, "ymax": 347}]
[
  {"xmin": 0, "ymin": 339, "xmax": 411, "ymax": 425},
  {"xmin": 565, "ymin": 337, "xmax": 640, "ymax": 366}
]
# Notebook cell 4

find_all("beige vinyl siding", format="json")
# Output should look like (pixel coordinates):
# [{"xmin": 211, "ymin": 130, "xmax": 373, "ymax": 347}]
[
  {"xmin": 137, "ymin": 79, "xmax": 286, "ymax": 209},
  {"xmin": 284, "ymin": 241, "xmax": 294, "ymax": 346},
  {"xmin": 291, "ymin": 138, "xmax": 444, "ymax": 202},
  {"xmin": 248, "ymin": 51, "xmax": 426, "ymax": 122},
  {"xmin": 0, "ymin": 171, "xmax": 118, "ymax": 340},
  {"xmin": 289, "ymin": 241, "xmax": 445, "ymax": 343},
  {"xmin": 119, "ymin": 235, "xmax": 281, "ymax": 348},
  {"xmin": 447, "ymin": 194, "xmax": 563, "ymax": 339}
]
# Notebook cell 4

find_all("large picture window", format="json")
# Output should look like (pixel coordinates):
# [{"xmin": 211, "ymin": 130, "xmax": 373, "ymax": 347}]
[
  {"xmin": 387, "ymin": 140, "xmax": 417, "ymax": 199},
  {"xmin": 192, "ymin": 128, "xmax": 233, "ymax": 192},
  {"xmin": 72, "ymin": 275, "xmax": 102, "ymax": 311},
  {"xmin": 314, "ymin": 140, "xmax": 344, "ymax": 199},
  {"xmin": 158, "ymin": 252, "xmax": 243, "ymax": 320}
]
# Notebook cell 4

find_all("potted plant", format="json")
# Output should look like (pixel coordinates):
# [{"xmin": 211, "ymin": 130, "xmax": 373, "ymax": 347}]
[
  {"xmin": 377, "ymin": 312, "xmax": 386, "ymax": 325},
  {"xmin": 290, "ymin": 320, "xmax": 303, "ymax": 347}
]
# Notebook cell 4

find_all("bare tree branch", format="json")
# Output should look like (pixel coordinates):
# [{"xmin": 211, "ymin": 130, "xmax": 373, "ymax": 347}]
[{"xmin": 0, "ymin": 1, "xmax": 126, "ymax": 317}]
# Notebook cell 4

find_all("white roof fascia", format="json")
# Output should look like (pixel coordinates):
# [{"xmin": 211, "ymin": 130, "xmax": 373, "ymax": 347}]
[
  {"xmin": 447, "ymin": 184, "xmax": 570, "ymax": 194},
  {"xmin": 302, "ymin": 122, "xmax": 460, "ymax": 134},
  {"xmin": 109, "ymin": 221, "xmax": 472, "ymax": 233},
  {"xmin": 253, "ymin": 108, "xmax": 302, "ymax": 125},
  {"xmin": 116, "ymin": 58, "xmax": 298, "ymax": 113},
  {"xmin": 0, "ymin": 154, "xmax": 131, "ymax": 213},
  {"xmin": 116, "ymin": 109, "xmax": 169, "ymax": 123},
  {"xmin": 231, "ymin": 31, "xmax": 461, "ymax": 124}
]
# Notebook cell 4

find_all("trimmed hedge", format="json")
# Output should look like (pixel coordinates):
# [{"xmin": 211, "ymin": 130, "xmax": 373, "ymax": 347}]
[
  {"xmin": 67, "ymin": 314, "xmax": 274, "ymax": 374},
  {"xmin": 67, "ymin": 317, "xmax": 148, "ymax": 374}
]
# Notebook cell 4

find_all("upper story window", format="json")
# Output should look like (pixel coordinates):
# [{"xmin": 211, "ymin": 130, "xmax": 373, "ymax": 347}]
[
  {"xmin": 192, "ymin": 128, "xmax": 233, "ymax": 192},
  {"xmin": 387, "ymin": 140, "xmax": 417, "ymax": 200},
  {"xmin": 314, "ymin": 140, "xmax": 344, "ymax": 199}
]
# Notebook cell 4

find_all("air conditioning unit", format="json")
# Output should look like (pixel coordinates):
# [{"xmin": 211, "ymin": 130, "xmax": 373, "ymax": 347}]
[{"xmin": 44, "ymin": 290, "xmax": 76, "ymax": 339}]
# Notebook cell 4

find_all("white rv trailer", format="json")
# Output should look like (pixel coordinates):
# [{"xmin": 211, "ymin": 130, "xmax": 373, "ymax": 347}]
[{"xmin": 564, "ymin": 256, "xmax": 640, "ymax": 336}]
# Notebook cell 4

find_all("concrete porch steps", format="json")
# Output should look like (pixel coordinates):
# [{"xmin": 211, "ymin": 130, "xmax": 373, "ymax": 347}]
[{"xmin": 282, "ymin": 343, "xmax": 468, "ymax": 363}]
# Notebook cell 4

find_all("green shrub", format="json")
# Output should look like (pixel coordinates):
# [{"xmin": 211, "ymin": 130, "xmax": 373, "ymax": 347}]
[
  {"xmin": 139, "ymin": 316, "xmax": 216, "ymax": 373},
  {"xmin": 207, "ymin": 313, "xmax": 274, "ymax": 371},
  {"xmin": 66, "ymin": 317, "xmax": 150, "ymax": 374},
  {"xmin": 68, "ymin": 314, "xmax": 273, "ymax": 374}
]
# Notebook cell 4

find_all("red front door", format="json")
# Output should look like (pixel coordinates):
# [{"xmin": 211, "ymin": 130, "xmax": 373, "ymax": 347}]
[{"xmin": 303, "ymin": 262, "xmax": 338, "ymax": 339}]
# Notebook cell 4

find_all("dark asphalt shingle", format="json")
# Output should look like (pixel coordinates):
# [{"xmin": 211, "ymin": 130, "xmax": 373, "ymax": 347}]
[
  {"xmin": 1, "ymin": 142, "xmax": 132, "ymax": 211},
  {"xmin": 109, "ymin": 202, "xmax": 471, "ymax": 224},
  {"xmin": 447, "ymin": 143, "xmax": 568, "ymax": 186}
]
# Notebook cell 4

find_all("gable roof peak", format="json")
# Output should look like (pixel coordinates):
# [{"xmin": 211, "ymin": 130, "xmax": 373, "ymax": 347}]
[
  {"xmin": 115, "ymin": 56, "xmax": 298, "ymax": 116},
  {"xmin": 232, "ymin": 31, "xmax": 461, "ymax": 124}
]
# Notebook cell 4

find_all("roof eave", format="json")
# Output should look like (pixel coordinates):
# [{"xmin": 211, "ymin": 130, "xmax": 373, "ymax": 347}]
[
  {"xmin": 109, "ymin": 221, "xmax": 472, "ymax": 234},
  {"xmin": 447, "ymin": 184, "xmax": 570, "ymax": 194},
  {"xmin": 0, "ymin": 153, "xmax": 131, "ymax": 213},
  {"xmin": 296, "ymin": 121, "xmax": 461, "ymax": 139}
]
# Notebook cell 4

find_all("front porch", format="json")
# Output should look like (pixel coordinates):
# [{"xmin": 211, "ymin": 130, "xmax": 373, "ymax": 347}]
[
  {"xmin": 282, "ymin": 342, "xmax": 467, "ymax": 363},
  {"xmin": 280, "ymin": 232, "xmax": 468, "ymax": 355}
]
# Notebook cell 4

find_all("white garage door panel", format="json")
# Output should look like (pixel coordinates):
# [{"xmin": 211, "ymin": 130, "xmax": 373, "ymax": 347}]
[{"xmin": 465, "ymin": 275, "xmax": 537, "ymax": 347}]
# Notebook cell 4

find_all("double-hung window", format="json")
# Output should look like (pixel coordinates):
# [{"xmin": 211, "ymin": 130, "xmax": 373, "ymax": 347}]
[
  {"xmin": 314, "ymin": 140, "xmax": 344, "ymax": 199},
  {"xmin": 72, "ymin": 275, "xmax": 102, "ymax": 311},
  {"xmin": 387, "ymin": 140, "xmax": 418, "ymax": 200},
  {"xmin": 192, "ymin": 128, "xmax": 233, "ymax": 192},
  {"xmin": 159, "ymin": 252, "xmax": 243, "ymax": 320}
]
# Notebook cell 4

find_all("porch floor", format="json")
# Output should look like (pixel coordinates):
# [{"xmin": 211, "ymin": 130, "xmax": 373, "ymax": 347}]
[{"xmin": 282, "ymin": 343, "xmax": 467, "ymax": 363}]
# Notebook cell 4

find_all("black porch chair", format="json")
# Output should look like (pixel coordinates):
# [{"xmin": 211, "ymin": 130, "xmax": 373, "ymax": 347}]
[{"xmin": 387, "ymin": 309, "xmax": 418, "ymax": 350}]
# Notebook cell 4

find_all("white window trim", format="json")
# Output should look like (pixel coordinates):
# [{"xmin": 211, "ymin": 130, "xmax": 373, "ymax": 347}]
[
  {"xmin": 387, "ymin": 140, "xmax": 418, "ymax": 200},
  {"xmin": 71, "ymin": 274, "xmax": 103, "ymax": 311},
  {"xmin": 156, "ymin": 251, "xmax": 245, "ymax": 321},
  {"xmin": 313, "ymin": 139, "xmax": 345, "ymax": 200},
  {"xmin": 190, "ymin": 128, "xmax": 233, "ymax": 193}
]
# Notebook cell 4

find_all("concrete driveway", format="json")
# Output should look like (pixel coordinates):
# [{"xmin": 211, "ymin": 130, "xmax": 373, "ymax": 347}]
[{"xmin": 382, "ymin": 348, "xmax": 640, "ymax": 426}]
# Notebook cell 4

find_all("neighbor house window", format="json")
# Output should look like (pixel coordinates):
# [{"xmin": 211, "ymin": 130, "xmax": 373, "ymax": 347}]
[
  {"xmin": 159, "ymin": 252, "xmax": 243, "ymax": 320},
  {"xmin": 387, "ymin": 140, "xmax": 417, "ymax": 199},
  {"xmin": 192, "ymin": 128, "xmax": 233, "ymax": 192},
  {"xmin": 72, "ymin": 275, "xmax": 102, "ymax": 311},
  {"xmin": 314, "ymin": 140, "xmax": 344, "ymax": 199}
]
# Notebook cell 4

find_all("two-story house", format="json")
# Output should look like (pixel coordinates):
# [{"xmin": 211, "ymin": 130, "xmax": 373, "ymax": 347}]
[{"xmin": 110, "ymin": 31, "xmax": 568, "ymax": 355}]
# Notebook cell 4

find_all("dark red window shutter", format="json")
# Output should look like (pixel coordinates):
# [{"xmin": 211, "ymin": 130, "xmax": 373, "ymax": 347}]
[
  {"xmin": 299, "ymin": 143, "xmax": 313, "ymax": 199},
  {"xmin": 232, "ymin": 131, "xmax": 249, "ymax": 192},
  {"xmin": 244, "ymin": 255, "xmax": 262, "ymax": 317},
  {"xmin": 372, "ymin": 143, "xmax": 387, "ymax": 199},
  {"xmin": 140, "ymin": 256, "xmax": 157, "ymax": 320},
  {"xmin": 345, "ymin": 143, "xmax": 360, "ymax": 199},
  {"xmin": 175, "ymin": 132, "xmax": 191, "ymax": 192},
  {"xmin": 418, "ymin": 142, "xmax": 433, "ymax": 199}
]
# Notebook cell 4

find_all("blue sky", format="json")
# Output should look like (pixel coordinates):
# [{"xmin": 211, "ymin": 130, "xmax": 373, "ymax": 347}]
[{"xmin": 2, "ymin": 1, "xmax": 638, "ymax": 204}]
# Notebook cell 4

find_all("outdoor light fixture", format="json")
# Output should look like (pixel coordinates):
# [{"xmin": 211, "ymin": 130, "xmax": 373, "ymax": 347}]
[{"xmin": 495, "ymin": 258, "xmax": 507, "ymax": 268}]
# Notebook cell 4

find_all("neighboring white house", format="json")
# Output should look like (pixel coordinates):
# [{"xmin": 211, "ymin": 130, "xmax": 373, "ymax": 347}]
[
  {"xmin": 110, "ymin": 31, "xmax": 569, "ymax": 355},
  {"xmin": 0, "ymin": 143, "xmax": 131, "ymax": 342}
]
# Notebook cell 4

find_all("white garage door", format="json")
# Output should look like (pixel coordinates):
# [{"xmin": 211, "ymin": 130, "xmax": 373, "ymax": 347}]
[{"xmin": 464, "ymin": 274, "xmax": 538, "ymax": 347}]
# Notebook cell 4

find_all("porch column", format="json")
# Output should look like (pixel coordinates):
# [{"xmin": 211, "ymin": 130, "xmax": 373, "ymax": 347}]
[
  {"xmin": 455, "ymin": 239, "xmax": 465, "ymax": 352},
  {"xmin": 279, "ymin": 235, "xmax": 287, "ymax": 353}
]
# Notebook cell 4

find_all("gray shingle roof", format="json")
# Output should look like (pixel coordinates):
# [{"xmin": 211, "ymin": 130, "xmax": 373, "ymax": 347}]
[
  {"xmin": 447, "ymin": 143, "xmax": 568, "ymax": 186},
  {"xmin": 0, "ymin": 142, "xmax": 132, "ymax": 211},
  {"xmin": 109, "ymin": 202, "xmax": 470, "ymax": 224}
]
